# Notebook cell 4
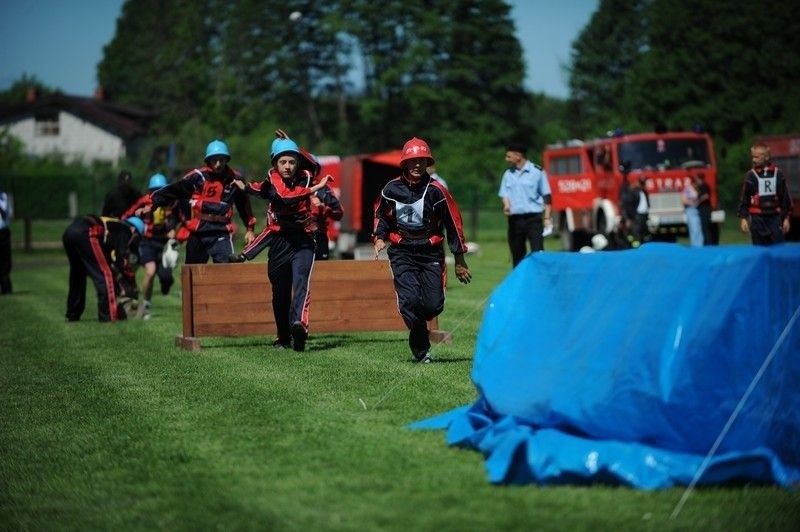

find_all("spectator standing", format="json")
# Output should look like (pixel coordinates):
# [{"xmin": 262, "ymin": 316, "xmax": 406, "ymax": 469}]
[
  {"xmin": 694, "ymin": 173, "xmax": 714, "ymax": 245},
  {"xmin": 426, "ymin": 162, "xmax": 448, "ymax": 189},
  {"xmin": 62, "ymin": 215, "xmax": 144, "ymax": 322},
  {"xmin": 620, "ymin": 168, "xmax": 650, "ymax": 248},
  {"xmin": 102, "ymin": 170, "xmax": 140, "ymax": 218},
  {"xmin": 123, "ymin": 173, "xmax": 182, "ymax": 318},
  {"xmin": 0, "ymin": 189, "xmax": 12, "ymax": 294},
  {"xmin": 737, "ymin": 142, "xmax": 792, "ymax": 245},
  {"xmin": 498, "ymin": 143, "xmax": 552, "ymax": 266},
  {"xmin": 373, "ymin": 137, "xmax": 472, "ymax": 363},
  {"xmin": 235, "ymin": 137, "xmax": 331, "ymax": 351},
  {"xmin": 148, "ymin": 140, "xmax": 255, "ymax": 263},
  {"xmin": 681, "ymin": 177, "xmax": 703, "ymax": 247}
]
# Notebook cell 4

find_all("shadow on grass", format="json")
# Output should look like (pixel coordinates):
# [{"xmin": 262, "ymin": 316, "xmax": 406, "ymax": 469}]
[{"xmin": 199, "ymin": 332, "xmax": 405, "ymax": 351}]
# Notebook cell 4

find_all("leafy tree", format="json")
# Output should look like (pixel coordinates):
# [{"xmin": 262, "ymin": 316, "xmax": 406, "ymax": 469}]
[
  {"xmin": 0, "ymin": 75, "xmax": 57, "ymax": 106},
  {"xmin": 622, "ymin": 0, "xmax": 800, "ymax": 142},
  {"xmin": 569, "ymin": 0, "xmax": 800, "ymax": 143},
  {"xmin": 567, "ymin": 0, "xmax": 650, "ymax": 137},
  {"xmin": 97, "ymin": 0, "xmax": 215, "ymax": 133}
]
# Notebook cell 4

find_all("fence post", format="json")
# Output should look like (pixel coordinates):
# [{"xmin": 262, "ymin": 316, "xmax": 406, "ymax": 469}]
[
  {"xmin": 68, "ymin": 192, "xmax": 78, "ymax": 218},
  {"xmin": 24, "ymin": 216, "xmax": 32, "ymax": 252}
]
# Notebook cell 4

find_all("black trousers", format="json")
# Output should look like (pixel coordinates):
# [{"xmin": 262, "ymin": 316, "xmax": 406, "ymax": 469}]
[
  {"xmin": 631, "ymin": 213, "xmax": 651, "ymax": 245},
  {"xmin": 507, "ymin": 213, "xmax": 543, "ymax": 266},
  {"xmin": 314, "ymin": 229, "xmax": 331, "ymax": 260},
  {"xmin": 749, "ymin": 215, "xmax": 785, "ymax": 246},
  {"xmin": 267, "ymin": 231, "xmax": 316, "ymax": 342},
  {"xmin": 0, "ymin": 226, "xmax": 11, "ymax": 294},
  {"xmin": 139, "ymin": 239, "xmax": 174, "ymax": 295},
  {"xmin": 698, "ymin": 204, "xmax": 714, "ymax": 246},
  {"xmin": 62, "ymin": 218, "xmax": 126, "ymax": 322},
  {"xmin": 184, "ymin": 231, "xmax": 234, "ymax": 264},
  {"xmin": 387, "ymin": 244, "xmax": 445, "ymax": 359}
]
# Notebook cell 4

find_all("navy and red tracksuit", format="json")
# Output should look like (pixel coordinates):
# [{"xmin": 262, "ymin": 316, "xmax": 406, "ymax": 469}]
[
  {"xmin": 241, "ymin": 167, "xmax": 318, "ymax": 344},
  {"xmin": 62, "ymin": 215, "xmax": 140, "ymax": 322},
  {"xmin": 122, "ymin": 194, "xmax": 181, "ymax": 294},
  {"xmin": 737, "ymin": 163, "xmax": 792, "ymax": 246},
  {"xmin": 373, "ymin": 174, "xmax": 468, "ymax": 359},
  {"xmin": 311, "ymin": 185, "xmax": 343, "ymax": 260},
  {"xmin": 149, "ymin": 166, "xmax": 255, "ymax": 263}
]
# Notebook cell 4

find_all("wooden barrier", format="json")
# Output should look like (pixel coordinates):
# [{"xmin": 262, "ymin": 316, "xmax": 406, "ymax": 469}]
[{"xmin": 176, "ymin": 260, "xmax": 452, "ymax": 350}]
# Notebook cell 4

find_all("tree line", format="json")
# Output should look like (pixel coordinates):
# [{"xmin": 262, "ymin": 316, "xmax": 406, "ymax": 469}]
[{"xmin": 3, "ymin": 0, "xmax": 799, "ymax": 211}]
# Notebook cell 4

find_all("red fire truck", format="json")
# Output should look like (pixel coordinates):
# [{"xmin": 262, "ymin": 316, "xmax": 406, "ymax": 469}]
[
  {"xmin": 543, "ymin": 130, "xmax": 726, "ymax": 250},
  {"xmin": 754, "ymin": 134, "xmax": 800, "ymax": 241}
]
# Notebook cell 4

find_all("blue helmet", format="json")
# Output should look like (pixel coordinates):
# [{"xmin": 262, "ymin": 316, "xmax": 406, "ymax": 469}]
[
  {"xmin": 148, "ymin": 173, "xmax": 167, "ymax": 190},
  {"xmin": 271, "ymin": 138, "xmax": 300, "ymax": 164},
  {"xmin": 126, "ymin": 216, "xmax": 145, "ymax": 235},
  {"xmin": 204, "ymin": 139, "xmax": 231, "ymax": 162}
]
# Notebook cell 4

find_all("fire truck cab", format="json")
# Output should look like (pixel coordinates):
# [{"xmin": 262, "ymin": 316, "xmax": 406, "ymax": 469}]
[{"xmin": 543, "ymin": 130, "xmax": 725, "ymax": 250}]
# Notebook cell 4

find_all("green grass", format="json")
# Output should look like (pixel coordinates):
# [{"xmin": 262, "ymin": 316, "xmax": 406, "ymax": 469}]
[{"xmin": 1, "ymin": 219, "xmax": 796, "ymax": 531}]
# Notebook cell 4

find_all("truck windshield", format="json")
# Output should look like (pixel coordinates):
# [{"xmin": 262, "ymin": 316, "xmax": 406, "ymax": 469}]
[{"xmin": 618, "ymin": 139, "xmax": 712, "ymax": 171}]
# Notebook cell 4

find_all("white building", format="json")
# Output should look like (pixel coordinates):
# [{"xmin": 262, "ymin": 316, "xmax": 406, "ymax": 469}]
[{"xmin": 0, "ymin": 88, "xmax": 150, "ymax": 165}]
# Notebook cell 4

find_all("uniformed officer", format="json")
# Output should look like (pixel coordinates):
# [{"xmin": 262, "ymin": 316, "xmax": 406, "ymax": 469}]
[{"xmin": 498, "ymin": 143, "xmax": 553, "ymax": 265}]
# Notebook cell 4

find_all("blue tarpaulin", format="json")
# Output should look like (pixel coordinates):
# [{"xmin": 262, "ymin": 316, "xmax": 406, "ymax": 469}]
[{"xmin": 411, "ymin": 243, "xmax": 800, "ymax": 488}]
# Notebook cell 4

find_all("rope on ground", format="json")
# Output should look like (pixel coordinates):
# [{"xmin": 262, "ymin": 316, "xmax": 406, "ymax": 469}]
[
  {"xmin": 670, "ymin": 302, "xmax": 800, "ymax": 519},
  {"xmin": 359, "ymin": 290, "xmax": 493, "ymax": 411}
]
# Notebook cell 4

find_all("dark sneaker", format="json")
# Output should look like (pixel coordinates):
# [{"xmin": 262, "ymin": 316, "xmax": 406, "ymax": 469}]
[
  {"xmin": 228, "ymin": 253, "xmax": 246, "ymax": 263},
  {"xmin": 414, "ymin": 352, "xmax": 432, "ymax": 364},
  {"xmin": 272, "ymin": 338, "xmax": 291, "ymax": 350},
  {"xmin": 160, "ymin": 279, "xmax": 173, "ymax": 295},
  {"xmin": 291, "ymin": 321, "xmax": 307, "ymax": 352}
]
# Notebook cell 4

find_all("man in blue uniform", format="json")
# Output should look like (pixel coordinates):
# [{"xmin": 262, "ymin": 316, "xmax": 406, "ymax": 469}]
[
  {"xmin": 0, "ymin": 189, "xmax": 12, "ymax": 294},
  {"xmin": 373, "ymin": 137, "xmax": 472, "ymax": 363},
  {"xmin": 498, "ymin": 143, "xmax": 553, "ymax": 266}
]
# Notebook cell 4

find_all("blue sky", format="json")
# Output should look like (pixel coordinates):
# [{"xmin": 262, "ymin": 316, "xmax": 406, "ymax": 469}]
[{"xmin": 0, "ymin": 0, "xmax": 597, "ymax": 99}]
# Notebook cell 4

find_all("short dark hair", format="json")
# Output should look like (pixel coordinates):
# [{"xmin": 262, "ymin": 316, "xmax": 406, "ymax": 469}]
[
  {"xmin": 117, "ymin": 170, "xmax": 132, "ymax": 184},
  {"xmin": 506, "ymin": 143, "xmax": 527, "ymax": 155}
]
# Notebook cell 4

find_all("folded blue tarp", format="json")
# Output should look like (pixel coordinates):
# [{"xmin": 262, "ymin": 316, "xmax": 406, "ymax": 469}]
[{"xmin": 411, "ymin": 243, "xmax": 800, "ymax": 488}]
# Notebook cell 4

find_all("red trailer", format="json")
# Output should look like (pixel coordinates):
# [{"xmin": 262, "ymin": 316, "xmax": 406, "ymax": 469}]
[{"xmin": 317, "ymin": 150, "xmax": 402, "ymax": 258}]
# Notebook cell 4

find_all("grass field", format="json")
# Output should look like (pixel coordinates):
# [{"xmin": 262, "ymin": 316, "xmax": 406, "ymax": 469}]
[{"xmin": 1, "ymin": 214, "xmax": 797, "ymax": 531}]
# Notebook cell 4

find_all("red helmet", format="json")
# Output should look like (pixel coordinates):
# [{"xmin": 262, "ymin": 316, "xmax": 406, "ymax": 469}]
[{"xmin": 400, "ymin": 137, "xmax": 434, "ymax": 165}]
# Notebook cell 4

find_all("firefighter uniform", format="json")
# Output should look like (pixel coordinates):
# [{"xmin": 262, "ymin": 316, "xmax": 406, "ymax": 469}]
[
  {"xmin": 123, "ymin": 188, "xmax": 181, "ymax": 296},
  {"xmin": 150, "ymin": 141, "xmax": 256, "ymax": 263},
  {"xmin": 737, "ymin": 163, "xmax": 792, "ymax": 246},
  {"xmin": 62, "ymin": 215, "xmax": 141, "ymax": 322},
  {"xmin": 239, "ymin": 139, "xmax": 322, "ymax": 351},
  {"xmin": 374, "ymin": 138, "xmax": 470, "ymax": 362}
]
